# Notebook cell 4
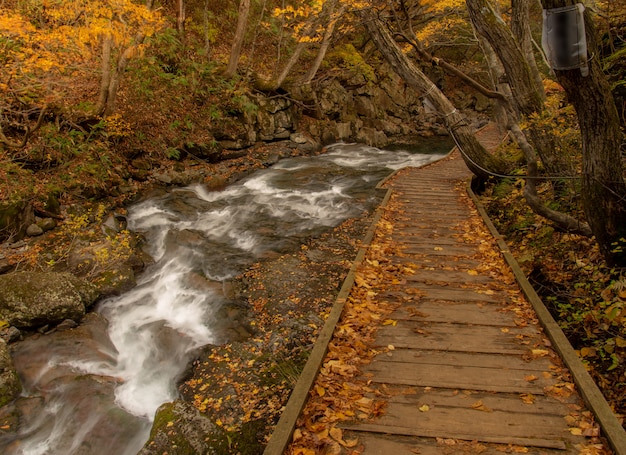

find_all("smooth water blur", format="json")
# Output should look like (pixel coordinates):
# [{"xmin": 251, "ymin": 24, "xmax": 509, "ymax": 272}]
[{"xmin": 4, "ymin": 141, "xmax": 449, "ymax": 455}]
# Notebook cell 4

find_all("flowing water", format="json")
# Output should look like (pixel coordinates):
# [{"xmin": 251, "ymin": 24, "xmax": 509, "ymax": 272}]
[{"xmin": 3, "ymin": 140, "xmax": 451, "ymax": 454}]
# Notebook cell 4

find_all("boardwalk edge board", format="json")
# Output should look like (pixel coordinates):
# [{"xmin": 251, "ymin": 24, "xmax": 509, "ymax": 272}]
[{"xmin": 467, "ymin": 181, "xmax": 626, "ymax": 455}]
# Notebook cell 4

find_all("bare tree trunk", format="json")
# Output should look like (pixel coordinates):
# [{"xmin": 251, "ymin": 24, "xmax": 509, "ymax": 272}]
[
  {"xmin": 541, "ymin": 0, "xmax": 626, "ymax": 265},
  {"xmin": 511, "ymin": 0, "xmax": 544, "ymax": 93},
  {"xmin": 466, "ymin": 0, "xmax": 571, "ymax": 178},
  {"xmin": 466, "ymin": 0, "xmax": 544, "ymax": 116},
  {"xmin": 301, "ymin": 4, "xmax": 346, "ymax": 85},
  {"xmin": 203, "ymin": 0, "xmax": 211, "ymax": 56},
  {"xmin": 224, "ymin": 0, "xmax": 251, "ymax": 78},
  {"xmin": 358, "ymin": 12, "xmax": 508, "ymax": 180},
  {"xmin": 96, "ymin": 35, "xmax": 113, "ymax": 115},
  {"xmin": 97, "ymin": 0, "xmax": 156, "ymax": 116},
  {"xmin": 177, "ymin": 0, "xmax": 186, "ymax": 35}
]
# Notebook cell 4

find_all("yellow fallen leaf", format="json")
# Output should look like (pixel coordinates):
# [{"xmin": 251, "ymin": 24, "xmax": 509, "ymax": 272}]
[
  {"xmin": 315, "ymin": 385, "xmax": 325, "ymax": 397},
  {"xmin": 419, "ymin": 404, "xmax": 430, "ymax": 412},
  {"xmin": 531, "ymin": 349, "xmax": 549, "ymax": 357},
  {"xmin": 524, "ymin": 375, "xmax": 538, "ymax": 382},
  {"xmin": 520, "ymin": 393, "xmax": 536, "ymax": 404},
  {"xmin": 383, "ymin": 319, "xmax": 397, "ymax": 326},
  {"xmin": 341, "ymin": 438, "xmax": 359, "ymax": 448},
  {"xmin": 387, "ymin": 344, "xmax": 395, "ymax": 350},
  {"xmin": 467, "ymin": 269, "xmax": 478, "ymax": 276},
  {"xmin": 330, "ymin": 427, "xmax": 343, "ymax": 442},
  {"xmin": 569, "ymin": 427, "xmax": 583, "ymax": 435},
  {"xmin": 434, "ymin": 247, "xmax": 443, "ymax": 251},
  {"xmin": 471, "ymin": 400, "xmax": 493, "ymax": 412},
  {"xmin": 293, "ymin": 448, "xmax": 316, "ymax": 455}
]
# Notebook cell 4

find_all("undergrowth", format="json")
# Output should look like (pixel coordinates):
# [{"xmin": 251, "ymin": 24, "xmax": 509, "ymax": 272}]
[{"xmin": 480, "ymin": 175, "xmax": 626, "ymax": 427}]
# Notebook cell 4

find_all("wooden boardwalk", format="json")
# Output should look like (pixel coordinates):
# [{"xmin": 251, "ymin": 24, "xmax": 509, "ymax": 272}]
[
  {"xmin": 339, "ymin": 151, "xmax": 598, "ymax": 453},
  {"xmin": 265, "ymin": 126, "xmax": 624, "ymax": 455}
]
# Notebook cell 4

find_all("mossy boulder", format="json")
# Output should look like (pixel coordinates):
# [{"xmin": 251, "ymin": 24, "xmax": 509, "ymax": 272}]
[
  {"xmin": 139, "ymin": 400, "xmax": 230, "ymax": 455},
  {"xmin": 0, "ymin": 339, "xmax": 21, "ymax": 407},
  {"xmin": 0, "ymin": 271, "xmax": 98, "ymax": 329}
]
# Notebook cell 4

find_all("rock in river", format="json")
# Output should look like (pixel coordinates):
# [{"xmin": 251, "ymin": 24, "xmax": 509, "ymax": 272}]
[{"xmin": 0, "ymin": 271, "xmax": 98, "ymax": 329}]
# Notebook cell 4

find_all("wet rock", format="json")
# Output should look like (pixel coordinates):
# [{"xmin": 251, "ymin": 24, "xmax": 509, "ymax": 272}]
[
  {"xmin": 139, "ymin": 400, "xmax": 229, "ymax": 455},
  {"xmin": 0, "ymin": 326, "xmax": 21, "ymax": 343},
  {"xmin": 25, "ymin": 223, "xmax": 43, "ymax": 237},
  {"xmin": 37, "ymin": 218, "xmax": 57, "ymax": 232},
  {"xmin": 92, "ymin": 265, "xmax": 136, "ymax": 297},
  {"xmin": 131, "ymin": 158, "xmax": 153, "ymax": 171},
  {"xmin": 0, "ymin": 271, "xmax": 98, "ymax": 329},
  {"xmin": 0, "ymin": 339, "xmax": 21, "ymax": 407},
  {"xmin": 56, "ymin": 319, "xmax": 78, "ymax": 331}
]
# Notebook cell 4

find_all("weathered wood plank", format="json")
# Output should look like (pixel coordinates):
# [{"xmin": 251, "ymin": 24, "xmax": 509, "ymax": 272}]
[
  {"xmin": 411, "ymin": 286, "xmax": 504, "ymax": 303},
  {"xmin": 342, "ymin": 397, "xmax": 576, "ymax": 449},
  {"xmin": 384, "ymin": 388, "xmax": 573, "ymax": 415},
  {"xmin": 374, "ymin": 323, "xmax": 531, "ymax": 355},
  {"xmin": 363, "ymin": 360, "xmax": 549, "ymax": 393},
  {"xmin": 373, "ymin": 348, "xmax": 552, "ymax": 371},
  {"xmin": 344, "ymin": 432, "xmax": 567, "ymax": 455},
  {"xmin": 344, "ymin": 420, "xmax": 567, "ymax": 450},
  {"xmin": 390, "ymin": 302, "xmax": 520, "ymax": 325},
  {"xmin": 402, "ymin": 268, "xmax": 493, "ymax": 283}
]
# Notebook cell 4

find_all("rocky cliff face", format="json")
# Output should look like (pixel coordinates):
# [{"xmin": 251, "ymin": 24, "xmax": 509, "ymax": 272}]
[{"xmin": 210, "ymin": 62, "xmax": 461, "ymax": 153}]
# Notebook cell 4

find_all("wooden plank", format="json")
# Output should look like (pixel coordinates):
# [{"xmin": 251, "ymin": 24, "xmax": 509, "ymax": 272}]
[
  {"xmin": 343, "ymin": 402, "xmax": 573, "ymax": 449},
  {"xmin": 373, "ymin": 349, "xmax": 553, "ymax": 371},
  {"xmin": 390, "ymin": 302, "xmax": 520, "ymax": 325},
  {"xmin": 363, "ymin": 360, "xmax": 549, "ymax": 394},
  {"xmin": 415, "ymin": 286, "xmax": 503, "ymax": 303},
  {"xmin": 344, "ymin": 422, "xmax": 567, "ymax": 450},
  {"xmin": 346, "ymin": 432, "xmax": 567, "ymax": 455},
  {"xmin": 403, "ymin": 269, "xmax": 493, "ymax": 284},
  {"xmin": 374, "ymin": 323, "xmax": 531, "ymax": 355},
  {"xmin": 385, "ymin": 388, "xmax": 572, "ymax": 416}
]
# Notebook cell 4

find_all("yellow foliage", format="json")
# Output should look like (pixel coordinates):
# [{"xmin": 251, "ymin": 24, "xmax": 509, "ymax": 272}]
[{"xmin": 1, "ymin": 0, "xmax": 164, "ymax": 107}]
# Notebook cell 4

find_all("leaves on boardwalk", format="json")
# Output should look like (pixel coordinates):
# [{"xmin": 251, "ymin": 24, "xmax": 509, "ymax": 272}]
[
  {"xmin": 287, "ymin": 182, "xmax": 611, "ymax": 454},
  {"xmin": 288, "ymin": 202, "xmax": 404, "ymax": 455}
]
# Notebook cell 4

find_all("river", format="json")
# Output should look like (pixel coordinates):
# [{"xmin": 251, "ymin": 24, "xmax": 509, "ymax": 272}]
[{"xmin": 2, "ymin": 139, "xmax": 451, "ymax": 454}]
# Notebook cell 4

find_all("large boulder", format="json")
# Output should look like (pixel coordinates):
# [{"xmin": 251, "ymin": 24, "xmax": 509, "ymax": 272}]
[
  {"xmin": 139, "ymin": 400, "xmax": 229, "ymax": 455},
  {"xmin": 0, "ymin": 340, "xmax": 21, "ymax": 407},
  {"xmin": 0, "ymin": 271, "xmax": 98, "ymax": 329}
]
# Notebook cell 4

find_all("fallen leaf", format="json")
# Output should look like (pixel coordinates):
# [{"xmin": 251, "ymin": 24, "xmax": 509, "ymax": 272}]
[
  {"xmin": 471, "ymin": 400, "xmax": 493, "ymax": 412},
  {"xmin": 419, "ymin": 404, "xmax": 430, "ymax": 412},
  {"xmin": 524, "ymin": 375, "xmax": 538, "ymax": 382}
]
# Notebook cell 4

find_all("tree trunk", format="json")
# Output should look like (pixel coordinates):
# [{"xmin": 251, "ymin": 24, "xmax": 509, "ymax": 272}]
[
  {"xmin": 541, "ymin": 0, "xmax": 626, "ymax": 265},
  {"xmin": 272, "ymin": 41, "xmax": 308, "ymax": 90},
  {"xmin": 224, "ymin": 0, "xmax": 251, "ymax": 78},
  {"xmin": 177, "ymin": 0, "xmax": 186, "ymax": 35},
  {"xmin": 301, "ymin": 5, "xmax": 344, "ymax": 85},
  {"xmin": 511, "ymin": 0, "xmax": 544, "ymax": 93},
  {"xmin": 466, "ymin": 0, "xmax": 544, "ymax": 117},
  {"xmin": 96, "ymin": 34, "xmax": 113, "ymax": 115},
  {"xmin": 466, "ymin": 0, "xmax": 572, "ymax": 178},
  {"xmin": 358, "ymin": 13, "xmax": 508, "ymax": 180}
]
